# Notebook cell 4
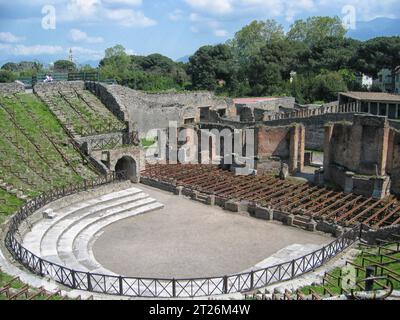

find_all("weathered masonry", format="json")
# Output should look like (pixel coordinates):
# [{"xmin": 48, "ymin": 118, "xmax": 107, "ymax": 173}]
[
  {"xmin": 86, "ymin": 82, "xmax": 234, "ymax": 135},
  {"xmin": 339, "ymin": 92, "xmax": 400, "ymax": 120},
  {"xmin": 323, "ymin": 115, "xmax": 400, "ymax": 198},
  {"xmin": 255, "ymin": 124, "xmax": 305, "ymax": 175}
]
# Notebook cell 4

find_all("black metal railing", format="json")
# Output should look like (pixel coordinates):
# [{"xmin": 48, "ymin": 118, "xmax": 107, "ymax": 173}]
[{"xmin": 4, "ymin": 174, "xmax": 363, "ymax": 298}]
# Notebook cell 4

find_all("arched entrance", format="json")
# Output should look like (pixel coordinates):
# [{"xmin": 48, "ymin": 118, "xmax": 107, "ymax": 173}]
[{"xmin": 115, "ymin": 156, "xmax": 138, "ymax": 182}]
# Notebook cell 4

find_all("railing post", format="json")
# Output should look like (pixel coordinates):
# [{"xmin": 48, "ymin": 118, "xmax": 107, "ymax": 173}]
[
  {"xmin": 72, "ymin": 270, "xmax": 77, "ymax": 289},
  {"xmin": 39, "ymin": 259, "xmax": 43, "ymax": 277},
  {"xmin": 172, "ymin": 279, "xmax": 176, "ymax": 298},
  {"xmin": 119, "ymin": 276, "xmax": 123, "ymax": 296},
  {"xmin": 250, "ymin": 271, "xmax": 254, "ymax": 290},
  {"xmin": 291, "ymin": 260, "xmax": 296, "ymax": 279},
  {"xmin": 359, "ymin": 223, "xmax": 364, "ymax": 241},
  {"xmin": 87, "ymin": 273, "xmax": 92, "ymax": 292},
  {"xmin": 223, "ymin": 276, "xmax": 228, "ymax": 294}
]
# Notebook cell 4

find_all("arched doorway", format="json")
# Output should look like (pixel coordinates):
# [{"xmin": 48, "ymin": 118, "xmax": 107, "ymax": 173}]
[{"xmin": 115, "ymin": 156, "xmax": 138, "ymax": 182}]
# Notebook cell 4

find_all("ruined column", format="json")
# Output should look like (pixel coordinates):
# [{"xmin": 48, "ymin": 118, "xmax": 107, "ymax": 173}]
[
  {"xmin": 376, "ymin": 123, "xmax": 390, "ymax": 177},
  {"xmin": 344, "ymin": 172, "xmax": 355, "ymax": 194},
  {"xmin": 298, "ymin": 125, "xmax": 305, "ymax": 172},
  {"xmin": 289, "ymin": 125, "xmax": 299, "ymax": 174},
  {"xmin": 323, "ymin": 124, "xmax": 334, "ymax": 181}
]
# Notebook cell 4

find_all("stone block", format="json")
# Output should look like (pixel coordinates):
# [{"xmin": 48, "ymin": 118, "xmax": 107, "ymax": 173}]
[
  {"xmin": 284, "ymin": 214, "xmax": 295, "ymax": 226},
  {"xmin": 344, "ymin": 171, "xmax": 355, "ymax": 194},
  {"xmin": 175, "ymin": 186, "xmax": 184, "ymax": 196},
  {"xmin": 224, "ymin": 200, "xmax": 245, "ymax": 212},
  {"xmin": 306, "ymin": 220, "xmax": 318, "ymax": 232},
  {"xmin": 372, "ymin": 176, "xmax": 391, "ymax": 200},
  {"xmin": 206, "ymin": 195, "xmax": 216, "ymax": 206},
  {"xmin": 314, "ymin": 168, "xmax": 324, "ymax": 186},
  {"xmin": 255, "ymin": 207, "xmax": 274, "ymax": 221},
  {"xmin": 43, "ymin": 209, "xmax": 56, "ymax": 220}
]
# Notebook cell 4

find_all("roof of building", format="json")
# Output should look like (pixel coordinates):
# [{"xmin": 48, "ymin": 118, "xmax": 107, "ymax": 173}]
[
  {"xmin": 233, "ymin": 97, "xmax": 281, "ymax": 105},
  {"xmin": 340, "ymin": 91, "xmax": 400, "ymax": 102}
]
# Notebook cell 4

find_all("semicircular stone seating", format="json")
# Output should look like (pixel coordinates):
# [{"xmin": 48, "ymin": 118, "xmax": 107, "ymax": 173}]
[{"xmin": 22, "ymin": 187, "xmax": 164, "ymax": 275}]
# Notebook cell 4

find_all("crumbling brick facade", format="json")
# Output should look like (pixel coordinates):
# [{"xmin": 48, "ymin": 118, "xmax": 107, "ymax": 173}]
[
  {"xmin": 323, "ymin": 115, "xmax": 400, "ymax": 198},
  {"xmin": 256, "ymin": 124, "xmax": 305, "ymax": 174}
]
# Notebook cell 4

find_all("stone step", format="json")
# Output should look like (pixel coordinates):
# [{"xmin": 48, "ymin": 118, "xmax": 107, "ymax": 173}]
[
  {"xmin": 68, "ymin": 201, "xmax": 164, "ymax": 273},
  {"xmin": 41, "ymin": 194, "xmax": 152, "ymax": 259},
  {"xmin": 40, "ymin": 197, "xmax": 158, "ymax": 269},
  {"xmin": 23, "ymin": 187, "xmax": 143, "ymax": 254},
  {"xmin": 54, "ymin": 198, "xmax": 155, "ymax": 255}
]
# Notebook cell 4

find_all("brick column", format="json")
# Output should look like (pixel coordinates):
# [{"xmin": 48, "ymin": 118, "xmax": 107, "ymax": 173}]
[
  {"xmin": 323, "ymin": 124, "xmax": 334, "ymax": 180},
  {"xmin": 298, "ymin": 125, "xmax": 305, "ymax": 172},
  {"xmin": 377, "ymin": 124, "xmax": 390, "ymax": 176},
  {"xmin": 289, "ymin": 125, "xmax": 299, "ymax": 174}
]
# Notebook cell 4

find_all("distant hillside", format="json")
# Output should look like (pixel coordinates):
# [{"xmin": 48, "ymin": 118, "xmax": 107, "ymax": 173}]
[
  {"xmin": 176, "ymin": 55, "xmax": 190, "ymax": 63},
  {"xmin": 348, "ymin": 17, "xmax": 400, "ymax": 40}
]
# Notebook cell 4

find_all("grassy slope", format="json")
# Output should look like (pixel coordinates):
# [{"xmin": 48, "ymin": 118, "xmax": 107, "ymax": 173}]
[
  {"xmin": 0, "ymin": 93, "xmax": 100, "ymax": 300},
  {"xmin": 0, "ymin": 93, "xmax": 97, "ymax": 197},
  {"xmin": 300, "ymin": 244, "xmax": 400, "ymax": 295}
]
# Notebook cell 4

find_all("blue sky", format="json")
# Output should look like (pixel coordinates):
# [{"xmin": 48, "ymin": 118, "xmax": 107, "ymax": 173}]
[{"xmin": 0, "ymin": 0, "xmax": 399, "ymax": 65}]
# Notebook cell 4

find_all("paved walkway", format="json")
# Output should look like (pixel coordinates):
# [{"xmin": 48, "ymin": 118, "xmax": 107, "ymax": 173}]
[{"xmin": 92, "ymin": 184, "xmax": 331, "ymax": 279}]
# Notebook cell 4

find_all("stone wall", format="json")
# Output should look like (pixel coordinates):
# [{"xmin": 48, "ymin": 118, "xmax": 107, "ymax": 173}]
[
  {"xmin": 387, "ymin": 127, "xmax": 400, "ymax": 195},
  {"xmin": 256, "ymin": 124, "xmax": 305, "ymax": 174},
  {"xmin": 262, "ymin": 113, "xmax": 357, "ymax": 151},
  {"xmin": 91, "ymin": 146, "xmax": 143, "ymax": 182},
  {"xmin": 0, "ymin": 82, "xmax": 25, "ymax": 95},
  {"xmin": 87, "ymin": 82, "xmax": 235, "ymax": 136},
  {"xmin": 34, "ymin": 81, "xmax": 85, "ymax": 93},
  {"xmin": 85, "ymin": 82, "xmax": 129, "ymax": 125},
  {"xmin": 257, "ymin": 126, "xmax": 291, "ymax": 159},
  {"xmin": 362, "ymin": 225, "xmax": 400, "ymax": 245},
  {"xmin": 324, "ymin": 115, "xmax": 399, "ymax": 197},
  {"xmin": 236, "ymin": 97, "xmax": 296, "ymax": 122}
]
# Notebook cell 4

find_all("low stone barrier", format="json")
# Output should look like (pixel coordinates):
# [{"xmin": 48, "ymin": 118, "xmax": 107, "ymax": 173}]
[{"xmin": 0, "ymin": 82, "xmax": 25, "ymax": 95}]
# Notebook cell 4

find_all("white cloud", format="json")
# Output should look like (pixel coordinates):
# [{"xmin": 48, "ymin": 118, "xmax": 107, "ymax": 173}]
[
  {"xmin": 67, "ymin": 0, "xmax": 102, "ymax": 18},
  {"xmin": 184, "ymin": 0, "xmax": 316, "ymax": 21},
  {"xmin": 185, "ymin": 0, "xmax": 233, "ymax": 15},
  {"xmin": 126, "ymin": 48, "xmax": 137, "ymax": 55},
  {"xmin": 60, "ymin": 0, "xmax": 157, "ymax": 27},
  {"xmin": 317, "ymin": 0, "xmax": 400, "ymax": 21},
  {"xmin": 106, "ymin": 9, "xmax": 157, "ymax": 27},
  {"xmin": 103, "ymin": 0, "xmax": 143, "ymax": 5},
  {"xmin": 69, "ymin": 29, "xmax": 104, "ymax": 44},
  {"xmin": 69, "ymin": 46, "xmax": 104, "ymax": 60},
  {"xmin": 0, "ymin": 32, "xmax": 25, "ymax": 43},
  {"xmin": 0, "ymin": 44, "xmax": 64, "ymax": 56},
  {"xmin": 215, "ymin": 29, "xmax": 228, "ymax": 37},
  {"xmin": 168, "ymin": 9, "xmax": 185, "ymax": 21}
]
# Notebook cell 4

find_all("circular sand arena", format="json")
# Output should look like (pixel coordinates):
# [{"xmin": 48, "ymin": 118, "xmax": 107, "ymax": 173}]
[{"xmin": 92, "ymin": 185, "xmax": 330, "ymax": 279}]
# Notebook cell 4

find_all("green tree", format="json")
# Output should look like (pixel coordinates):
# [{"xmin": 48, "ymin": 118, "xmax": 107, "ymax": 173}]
[
  {"xmin": 0, "ymin": 70, "xmax": 16, "ymax": 83},
  {"xmin": 99, "ymin": 45, "xmax": 131, "ymax": 83},
  {"xmin": 188, "ymin": 44, "xmax": 238, "ymax": 92},
  {"xmin": 1, "ymin": 61, "xmax": 43, "ymax": 77},
  {"xmin": 247, "ymin": 39, "xmax": 306, "ymax": 96},
  {"xmin": 354, "ymin": 36, "xmax": 400, "ymax": 93},
  {"xmin": 53, "ymin": 60, "xmax": 77, "ymax": 73},
  {"xmin": 228, "ymin": 20, "xmax": 285, "ymax": 72},
  {"xmin": 307, "ymin": 37, "xmax": 360, "ymax": 74},
  {"xmin": 1, "ymin": 62, "xmax": 18, "ymax": 72},
  {"xmin": 311, "ymin": 71, "xmax": 347, "ymax": 102},
  {"xmin": 288, "ymin": 16, "xmax": 347, "ymax": 46},
  {"xmin": 132, "ymin": 53, "xmax": 189, "ymax": 85}
]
